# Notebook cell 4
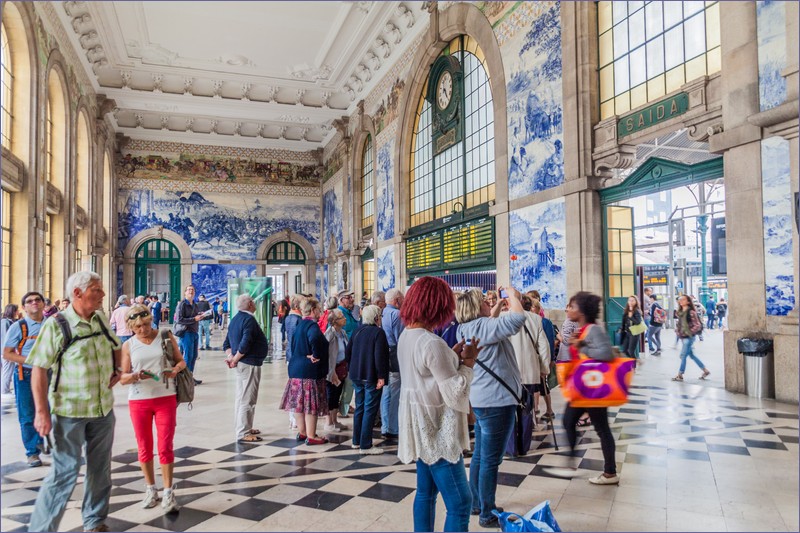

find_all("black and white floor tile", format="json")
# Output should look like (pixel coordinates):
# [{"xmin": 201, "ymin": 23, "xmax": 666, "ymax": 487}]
[{"xmin": 1, "ymin": 326, "xmax": 797, "ymax": 532}]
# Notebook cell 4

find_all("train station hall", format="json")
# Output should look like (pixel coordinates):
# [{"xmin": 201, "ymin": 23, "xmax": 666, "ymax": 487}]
[{"xmin": 1, "ymin": 1, "xmax": 798, "ymax": 532}]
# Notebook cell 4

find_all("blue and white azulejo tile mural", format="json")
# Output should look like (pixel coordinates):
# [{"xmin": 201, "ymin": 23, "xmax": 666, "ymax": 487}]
[
  {"xmin": 761, "ymin": 136, "xmax": 794, "ymax": 316},
  {"xmin": 192, "ymin": 264, "xmax": 257, "ymax": 302},
  {"xmin": 756, "ymin": 0, "xmax": 787, "ymax": 112},
  {"xmin": 377, "ymin": 248, "xmax": 396, "ymax": 292},
  {"xmin": 118, "ymin": 189, "xmax": 320, "ymax": 260},
  {"xmin": 376, "ymin": 139, "xmax": 396, "ymax": 241},
  {"xmin": 315, "ymin": 264, "xmax": 322, "ymax": 300},
  {"xmin": 502, "ymin": 1, "xmax": 564, "ymax": 198},
  {"xmin": 323, "ymin": 179, "xmax": 344, "ymax": 255},
  {"xmin": 509, "ymin": 197, "xmax": 566, "ymax": 310}
]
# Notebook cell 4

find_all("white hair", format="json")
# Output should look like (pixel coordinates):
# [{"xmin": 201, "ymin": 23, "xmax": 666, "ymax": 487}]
[
  {"xmin": 385, "ymin": 288, "xmax": 403, "ymax": 305},
  {"xmin": 236, "ymin": 293, "xmax": 254, "ymax": 311},
  {"xmin": 371, "ymin": 291, "xmax": 386, "ymax": 305},
  {"xmin": 361, "ymin": 304, "xmax": 382, "ymax": 325},
  {"xmin": 116, "ymin": 295, "xmax": 129, "ymax": 306},
  {"xmin": 67, "ymin": 271, "xmax": 102, "ymax": 297}
]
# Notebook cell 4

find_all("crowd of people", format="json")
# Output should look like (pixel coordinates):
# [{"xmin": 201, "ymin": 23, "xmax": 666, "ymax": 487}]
[{"xmin": 0, "ymin": 269, "xmax": 727, "ymax": 532}]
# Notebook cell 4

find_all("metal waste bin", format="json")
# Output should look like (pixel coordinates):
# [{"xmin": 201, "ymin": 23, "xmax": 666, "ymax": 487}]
[{"xmin": 737, "ymin": 338, "xmax": 774, "ymax": 398}]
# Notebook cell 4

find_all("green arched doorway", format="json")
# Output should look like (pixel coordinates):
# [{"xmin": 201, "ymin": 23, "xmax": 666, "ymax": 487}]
[
  {"xmin": 599, "ymin": 157, "xmax": 724, "ymax": 338},
  {"xmin": 135, "ymin": 239, "xmax": 181, "ymax": 323}
]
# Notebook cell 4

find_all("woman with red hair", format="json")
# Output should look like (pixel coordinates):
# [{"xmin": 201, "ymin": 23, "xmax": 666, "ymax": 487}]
[{"xmin": 397, "ymin": 277, "xmax": 479, "ymax": 532}]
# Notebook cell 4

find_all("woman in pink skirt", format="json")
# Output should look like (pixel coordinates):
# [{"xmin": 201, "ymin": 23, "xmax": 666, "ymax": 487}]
[{"xmin": 279, "ymin": 296, "xmax": 330, "ymax": 445}]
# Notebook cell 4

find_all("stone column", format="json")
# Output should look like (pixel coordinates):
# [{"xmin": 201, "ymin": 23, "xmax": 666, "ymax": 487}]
[{"xmin": 710, "ymin": 2, "xmax": 764, "ymax": 394}]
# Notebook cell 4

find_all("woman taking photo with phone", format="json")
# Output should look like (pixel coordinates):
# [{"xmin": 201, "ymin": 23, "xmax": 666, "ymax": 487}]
[
  {"xmin": 119, "ymin": 304, "xmax": 186, "ymax": 513},
  {"xmin": 397, "ymin": 276, "xmax": 478, "ymax": 532}
]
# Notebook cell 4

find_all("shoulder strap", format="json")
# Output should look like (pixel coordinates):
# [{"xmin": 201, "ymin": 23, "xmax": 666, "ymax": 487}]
[
  {"xmin": 17, "ymin": 321, "xmax": 28, "ymax": 353},
  {"xmin": 51, "ymin": 313, "xmax": 111, "ymax": 392},
  {"xmin": 522, "ymin": 323, "xmax": 540, "ymax": 358},
  {"xmin": 473, "ymin": 358, "xmax": 524, "ymax": 407}
]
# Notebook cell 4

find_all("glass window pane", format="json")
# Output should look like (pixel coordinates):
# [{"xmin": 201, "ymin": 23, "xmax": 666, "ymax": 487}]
[
  {"xmin": 622, "ymin": 276, "xmax": 635, "ymax": 297},
  {"xmin": 628, "ymin": 1, "xmax": 644, "ymax": 14},
  {"xmin": 707, "ymin": 46, "xmax": 721, "ymax": 73},
  {"xmin": 613, "ymin": 20, "xmax": 629, "ymax": 57},
  {"xmin": 629, "ymin": 9, "xmax": 646, "ymax": 49},
  {"xmin": 599, "ymin": 30, "xmax": 614, "ymax": 67},
  {"xmin": 705, "ymin": 3, "xmax": 720, "ymax": 48},
  {"xmin": 600, "ymin": 64, "xmax": 615, "ymax": 101},
  {"xmin": 664, "ymin": 24, "xmax": 684, "ymax": 69},
  {"xmin": 613, "ymin": 1, "xmax": 628, "ymax": 24},
  {"xmin": 684, "ymin": 13, "xmax": 705, "ymax": 59},
  {"xmin": 685, "ymin": 53, "xmax": 706, "ymax": 80},
  {"xmin": 645, "ymin": 1, "xmax": 664, "ymax": 40},
  {"xmin": 646, "ymin": 36, "xmax": 665, "ymax": 77},
  {"xmin": 664, "ymin": 1, "xmax": 683, "ymax": 28},
  {"xmin": 598, "ymin": 1, "xmax": 613, "ymax": 33},
  {"xmin": 683, "ymin": 0, "xmax": 704, "ymax": 17},
  {"xmin": 629, "ymin": 46, "xmax": 647, "ymax": 86},
  {"xmin": 614, "ymin": 56, "xmax": 630, "ymax": 93}
]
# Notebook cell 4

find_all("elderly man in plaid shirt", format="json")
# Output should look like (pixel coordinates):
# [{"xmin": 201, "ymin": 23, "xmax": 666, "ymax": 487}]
[{"xmin": 26, "ymin": 271, "xmax": 122, "ymax": 533}]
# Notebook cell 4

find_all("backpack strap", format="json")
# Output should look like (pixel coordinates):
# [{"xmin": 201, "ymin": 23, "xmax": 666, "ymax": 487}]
[
  {"xmin": 522, "ymin": 323, "xmax": 540, "ymax": 359},
  {"xmin": 17, "ymin": 321, "xmax": 31, "ymax": 381},
  {"xmin": 473, "ymin": 358, "xmax": 525, "ymax": 409},
  {"xmin": 51, "ymin": 313, "xmax": 112, "ymax": 393}
]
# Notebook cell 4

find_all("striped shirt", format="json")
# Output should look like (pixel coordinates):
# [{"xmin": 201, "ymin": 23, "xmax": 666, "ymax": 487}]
[{"xmin": 25, "ymin": 306, "xmax": 122, "ymax": 418}]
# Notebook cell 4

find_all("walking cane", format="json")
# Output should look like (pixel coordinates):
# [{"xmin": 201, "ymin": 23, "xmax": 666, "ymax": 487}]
[{"xmin": 542, "ymin": 376, "xmax": 559, "ymax": 451}]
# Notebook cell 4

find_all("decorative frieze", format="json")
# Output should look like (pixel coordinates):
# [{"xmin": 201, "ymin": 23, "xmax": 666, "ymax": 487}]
[{"xmin": 117, "ymin": 177, "xmax": 320, "ymax": 198}]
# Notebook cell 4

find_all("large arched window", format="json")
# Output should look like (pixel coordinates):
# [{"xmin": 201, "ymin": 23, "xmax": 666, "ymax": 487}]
[
  {"xmin": 1, "ymin": 22, "xmax": 12, "ymax": 150},
  {"xmin": 410, "ymin": 36, "xmax": 495, "ymax": 228},
  {"xmin": 361, "ymin": 135, "xmax": 374, "ymax": 230},
  {"xmin": 76, "ymin": 112, "xmax": 91, "ymax": 271},
  {"xmin": 45, "ymin": 69, "xmax": 68, "ymax": 299}
]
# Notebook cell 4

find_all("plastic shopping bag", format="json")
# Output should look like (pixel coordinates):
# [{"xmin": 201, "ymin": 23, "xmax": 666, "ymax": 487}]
[{"xmin": 493, "ymin": 500, "xmax": 561, "ymax": 533}]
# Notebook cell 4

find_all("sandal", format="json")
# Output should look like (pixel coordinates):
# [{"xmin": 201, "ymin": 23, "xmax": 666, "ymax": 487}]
[
  {"xmin": 296, "ymin": 433, "xmax": 308, "ymax": 442},
  {"xmin": 672, "ymin": 374, "xmax": 684, "ymax": 382},
  {"xmin": 248, "ymin": 429, "xmax": 262, "ymax": 435},
  {"xmin": 305, "ymin": 436, "xmax": 329, "ymax": 446},
  {"xmin": 239, "ymin": 434, "xmax": 262, "ymax": 443},
  {"xmin": 541, "ymin": 412, "xmax": 555, "ymax": 421},
  {"xmin": 577, "ymin": 418, "xmax": 592, "ymax": 427}
]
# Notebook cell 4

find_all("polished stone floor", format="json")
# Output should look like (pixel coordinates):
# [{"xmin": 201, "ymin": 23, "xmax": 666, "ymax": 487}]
[{"xmin": 1, "ymin": 324, "xmax": 797, "ymax": 532}]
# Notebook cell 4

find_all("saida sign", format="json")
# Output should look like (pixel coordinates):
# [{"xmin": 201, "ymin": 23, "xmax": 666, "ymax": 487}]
[{"xmin": 618, "ymin": 93, "xmax": 689, "ymax": 138}]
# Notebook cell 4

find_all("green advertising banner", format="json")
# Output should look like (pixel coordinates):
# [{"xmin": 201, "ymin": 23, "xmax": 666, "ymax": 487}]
[{"xmin": 228, "ymin": 277, "xmax": 273, "ymax": 345}]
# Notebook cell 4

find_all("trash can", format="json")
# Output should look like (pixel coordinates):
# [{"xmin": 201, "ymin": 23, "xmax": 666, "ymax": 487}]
[{"xmin": 737, "ymin": 338, "xmax": 774, "ymax": 398}]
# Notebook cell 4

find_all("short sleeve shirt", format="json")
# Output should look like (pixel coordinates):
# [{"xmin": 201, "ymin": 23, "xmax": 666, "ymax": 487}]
[
  {"xmin": 25, "ymin": 306, "xmax": 122, "ymax": 418},
  {"xmin": 3, "ymin": 317, "xmax": 44, "ymax": 368}
]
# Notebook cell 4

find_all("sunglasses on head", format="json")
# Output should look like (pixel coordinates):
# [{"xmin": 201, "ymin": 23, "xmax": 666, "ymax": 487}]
[{"xmin": 127, "ymin": 310, "xmax": 151, "ymax": 321}]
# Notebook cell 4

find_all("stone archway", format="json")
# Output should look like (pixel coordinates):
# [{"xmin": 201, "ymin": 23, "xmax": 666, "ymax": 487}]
[
  {"xmin": 121, "ymin": 226, "xmax": 193, "ymax": 302},
  {"xmin": 256, "ymin": 229, "xmax": 317, "ymax": 295}
]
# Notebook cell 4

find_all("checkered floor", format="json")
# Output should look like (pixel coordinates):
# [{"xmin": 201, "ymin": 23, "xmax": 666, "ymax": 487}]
[{"xmin": 2, "ymin": 326, "xmax": 797, "ymax": 532}]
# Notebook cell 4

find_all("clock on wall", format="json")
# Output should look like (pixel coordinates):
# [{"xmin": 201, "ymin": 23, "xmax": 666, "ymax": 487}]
[{"xmin": 426, "ymin": 55, "xmax": 463, "ymax": 156}]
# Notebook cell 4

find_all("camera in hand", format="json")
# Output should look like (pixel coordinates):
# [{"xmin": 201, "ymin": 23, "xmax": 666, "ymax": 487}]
[{"xmin": 499, "ymin": 289, "xmax": 508, "ymax": 299}]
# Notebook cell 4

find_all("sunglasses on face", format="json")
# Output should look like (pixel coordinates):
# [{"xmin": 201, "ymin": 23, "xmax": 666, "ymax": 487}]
[
  {"xmin": 127, "ymin": 311, "xmax": 151, "ymax": 321},
  {"xmin": 24, "ymin": 297, "xmax": 43, "ymax": 304}
]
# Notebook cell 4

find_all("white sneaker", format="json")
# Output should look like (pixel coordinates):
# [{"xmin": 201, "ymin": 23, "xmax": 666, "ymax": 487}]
[
  {"xmin": 588, "ymin": 473, "xmax": 620, "ymax": 485},
  {"xmin": 323, "ymin": 424, "xmax": 340, "ymax": 433},
  {"xmin": 161, "ymin": 489, "xmax": 180, "ymax": 513},
  {"xmin": 141, "ymin": 486, "xmax": 160, "ymax": 509},
  {"xmin": 359, "ymin": 447, "xmax": 384, "ymax": 455}
]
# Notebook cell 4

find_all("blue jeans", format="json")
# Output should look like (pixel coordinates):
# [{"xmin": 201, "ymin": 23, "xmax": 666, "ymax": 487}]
[
  {"xmin": 179, "ymin": 331, "xmax": 199, "ymax": 372},
  {"xmin": 29, "ymin": 410, "xmax": 116, "ymax": 532},
  {"xmin": 380, "ymin": 371, "xmax": 401, "ymax": 435},
  {"xmin": 648, "ymin": 325, "xmax": 662, "ymax": 352},
  {"xmin": 470, "ymin": 405, "xmax": 516, "ymax": 521},
  {"xmin": 679, "ymin": 336, "xmax": 705, "ymax": 373},
  {"xmin": 118, "ymin": 335, "xmax": 132, "ymax": 344},
  {"xmin": 199, "ymin": 319, "xmax": 212, "ymax": 348},
  {"xmin": 352, "ymin": 380, "xmax": 382, "ymax": 449},
  {"xmin": 706, "ymin": 315, "xmax": 715, "ymax": 329},
  {"xmin": 643, "ymin": 316, "xmax": 652, "ymax": 348},
  {"xmin": 414, "ymin": 457, "xmax": 472, "ymax": 532},
  {"xmin": 14, "ymin": 367, "xmax": 42, "ymax": 457}
]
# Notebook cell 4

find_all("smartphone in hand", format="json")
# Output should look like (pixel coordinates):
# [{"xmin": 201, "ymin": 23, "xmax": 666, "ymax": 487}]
[{"xmin": 499, "ymin": 289, "xmax": 508, "ymax": 299}]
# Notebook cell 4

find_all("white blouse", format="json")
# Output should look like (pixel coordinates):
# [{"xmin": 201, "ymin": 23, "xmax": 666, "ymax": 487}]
[
  {"xmin": 397, "ymin": 328, "xmax": 473, "ymax": 465},
  {"xmin": 127, "ymin": 336, "xmax": 175, "ymax": 401}
]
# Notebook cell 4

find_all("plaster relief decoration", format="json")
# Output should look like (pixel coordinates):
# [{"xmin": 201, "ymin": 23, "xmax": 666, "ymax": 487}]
[
  {"xmin": 323, "ymin": 179, "xmax": 344, "ymax": 255},
  {"xmin": 192, "ymin": 264, "xmax": 257, "ymax": 302},
  {"xmin": 116, "ymin": 153, "xmax": 320, "ymax": 186},
  {"xmin": 375, "ymin": 138, "xmax": 396, "ymax": 241},
  {"xmin": 118, "ymin": 189, "xmax": 320, "ymax": 260},
  {"xmin": 509, "ymin": 197, "xmax": 566, "ymax": 310},
  {"xmin": 476, "ymin": 1, "xmax": 519, "ymax": 28},
  {"xmin": 500, "ymin": 1, "xmax": 564, "ymax": 198},
  {"xmin": 756, "ymin": 0, "xmax": 787, "ymax": 112},
  {"xmin": 761, "ymin": 136, "xmax": 794, "ymax": 316},
  {"xmin": 377, "ymin": 247, "xmax": 396, "ymax": 292}
]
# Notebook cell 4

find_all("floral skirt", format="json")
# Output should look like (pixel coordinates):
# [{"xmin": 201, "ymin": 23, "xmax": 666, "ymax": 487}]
[{"xmin": 279, "ymin": 378, "xmax": 328, "ymax": 416}]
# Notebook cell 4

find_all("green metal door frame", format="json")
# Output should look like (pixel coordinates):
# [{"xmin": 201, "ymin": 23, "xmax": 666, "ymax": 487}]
[
  {"xmin": 135, "ymin": 239, "xmax": 181, "ymax": 324},
  {"xmin": 598, "ymin": 157, "xmax": 724, "ymax": 340}
]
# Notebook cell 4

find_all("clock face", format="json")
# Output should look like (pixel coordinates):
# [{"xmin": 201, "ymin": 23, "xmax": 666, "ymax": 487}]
[{"xmin": 437, "ymin": 71, "xmax": 453, "ymax": 110}]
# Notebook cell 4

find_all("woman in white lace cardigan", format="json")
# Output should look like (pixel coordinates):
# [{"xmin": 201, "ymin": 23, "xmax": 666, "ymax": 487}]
[{"xmin": 397, "ymin": 276, "xmax": 478, "ymax": 532}]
